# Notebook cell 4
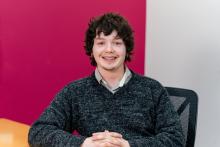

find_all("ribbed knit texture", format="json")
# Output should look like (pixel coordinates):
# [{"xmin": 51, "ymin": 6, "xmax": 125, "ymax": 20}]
[{"xmin": 28, "ymin": 71, "xmax": 184, "ymax": 147}]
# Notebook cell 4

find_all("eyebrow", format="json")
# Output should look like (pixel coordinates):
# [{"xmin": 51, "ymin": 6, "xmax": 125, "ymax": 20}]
[
  {"xmin": 95, "ymin": 36, "xmax": 122, "ymax": 40},
  {"xmin": 114, "ymin": 36, "xmax": 121, "ymax": 39}
]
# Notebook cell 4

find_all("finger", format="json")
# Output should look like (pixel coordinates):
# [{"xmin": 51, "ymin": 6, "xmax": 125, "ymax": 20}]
[
  {"xmin": 104, "ymin": 137, "xmax": 122, "ymax": 146},
  {"xmin": 92, "ymin": 131, "xmax": 122, "ymax": 138},
  {"xmin": 94, "ymin": 139, "xmax": 117, "ymax": 147},
  {"xmin": 92, "ymin": 133, "xmax": 106, "ymax": 141},
  {"xmin": 92, "ymin": 130, "xmax": 109, "ymax": 136},
  {"xmin": 93, "ymin": 136, "xmax": 123, "ymax": 146},
  {"xmin": 92, "ymin": 133, "xmax": 122, "ymax": 142},
  {"xmin": 108, "ymin": 132, "xmax": 123, "ymax": 138},
  {"xmin": 92, "ymin": 131, "xmax": 106, "ymax": 136},
  {"xmin": 99, "ymin": 141, "xmax": 121, "ymax": 147}
]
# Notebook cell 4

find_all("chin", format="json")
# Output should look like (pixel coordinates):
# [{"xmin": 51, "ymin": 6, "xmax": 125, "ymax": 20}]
[{"xmin": 103, "ymin": 66, "xmax": 115, "ymax": 71}]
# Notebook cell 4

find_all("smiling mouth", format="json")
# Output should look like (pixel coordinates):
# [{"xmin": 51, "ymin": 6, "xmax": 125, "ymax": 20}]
[
  {"xmin": 102, "ymin": 56, "xmax": 117, "ymax": 60},
  {"xmin": 102, "ymin": 56, "xmax": 118, "ymax": 64}
]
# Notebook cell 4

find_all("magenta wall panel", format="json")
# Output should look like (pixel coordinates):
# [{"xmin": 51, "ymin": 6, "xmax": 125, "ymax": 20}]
[{"xmin": 0, "ymin": 0, "xmax": 146, "ymax": 124}]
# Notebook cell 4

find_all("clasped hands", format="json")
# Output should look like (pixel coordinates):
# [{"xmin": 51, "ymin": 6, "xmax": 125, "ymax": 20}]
[{"xmin": 81, "ymin": 130, "xmax": 130, "ymax": 147}]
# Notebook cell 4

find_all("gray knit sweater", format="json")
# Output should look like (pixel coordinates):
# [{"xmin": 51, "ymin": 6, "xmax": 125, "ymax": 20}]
[{"xmin": 28, "ymin": 71, "xmax": 184, "ymax": 147}]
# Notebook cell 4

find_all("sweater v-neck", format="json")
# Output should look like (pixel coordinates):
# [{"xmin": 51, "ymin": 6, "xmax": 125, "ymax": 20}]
[{"xmin": 90, "ymin": 70, "xmax": 137, "ymax": 96}]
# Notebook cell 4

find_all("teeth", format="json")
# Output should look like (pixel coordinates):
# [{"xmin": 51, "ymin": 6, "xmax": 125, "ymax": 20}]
[{"xmin": 103, "ymin": 57, "xmax": 115, "ymax": 60}]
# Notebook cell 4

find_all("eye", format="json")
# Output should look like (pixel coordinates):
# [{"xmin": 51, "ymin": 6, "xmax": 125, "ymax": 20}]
[
  {"xmin": 114, "ymin": 41, "xmax": 123, "ymax": 45},
  {"xmin": 96, "ymin": 41, "xmax": 105, "ymax": 45}
]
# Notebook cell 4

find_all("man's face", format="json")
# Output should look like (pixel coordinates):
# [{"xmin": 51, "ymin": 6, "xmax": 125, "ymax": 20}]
[{"xmin": 92, "ymin": 30, "xmax": 126, "ymax": 72}]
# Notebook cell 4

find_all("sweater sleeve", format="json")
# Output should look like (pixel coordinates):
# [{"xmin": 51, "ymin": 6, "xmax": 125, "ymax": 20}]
[
  {"xmin": 128, "ymin": 85, "xmax": 185, "ymax": 147},
  {"xmin": 28, "ymin": 85, "xmax": 86, "ymax": 147}
]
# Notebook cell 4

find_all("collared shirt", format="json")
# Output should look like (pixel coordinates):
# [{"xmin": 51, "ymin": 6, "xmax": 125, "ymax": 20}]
[{"xmin": 95, "ymin": 66, "xmax": 132, "ymax": 93}]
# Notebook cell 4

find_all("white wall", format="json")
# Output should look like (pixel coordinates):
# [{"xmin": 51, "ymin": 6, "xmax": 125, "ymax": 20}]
[{"xmin": 146, "ymin": 0, "xmax": 220, "ymax": 146}]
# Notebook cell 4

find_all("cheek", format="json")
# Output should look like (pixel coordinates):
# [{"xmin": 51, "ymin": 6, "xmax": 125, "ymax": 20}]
[
  {"xmin": 92, "ymin": 46, "xmax": 102, "ymax": 54},
  {"xmin": 92, "ymin": 48, "xmax": 101, "ymax": 60},
  {"xmin": 118, "ymin": 48, "xmax": 126, "ymax": 57}
]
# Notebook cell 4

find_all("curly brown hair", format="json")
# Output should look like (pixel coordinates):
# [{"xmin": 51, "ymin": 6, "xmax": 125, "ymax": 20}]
[{"xmin": 84, "ymin": 12, "xmax": 134, "ymax": 66}]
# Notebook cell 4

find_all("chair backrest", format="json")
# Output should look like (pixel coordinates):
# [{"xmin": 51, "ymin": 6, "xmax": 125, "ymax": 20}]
[{"xmin": 165, "ymin": 87, "xmax": 198, "ymax": 147}]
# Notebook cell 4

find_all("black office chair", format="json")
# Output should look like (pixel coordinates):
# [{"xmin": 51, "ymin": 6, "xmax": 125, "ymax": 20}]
[{"xmin": 165, "ymin": 87, "xmax": 198, "ymax": 147}]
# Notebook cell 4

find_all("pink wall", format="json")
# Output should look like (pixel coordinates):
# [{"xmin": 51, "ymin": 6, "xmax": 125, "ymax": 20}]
[{"xmin": 0, "ymin": 0, "xmax": 146, "ymax": 125}]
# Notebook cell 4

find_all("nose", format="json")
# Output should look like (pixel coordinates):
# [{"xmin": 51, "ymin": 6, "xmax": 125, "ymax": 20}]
[{"xmin": 105, "ymin": 43, "xmax": 114, "ymax": 53}]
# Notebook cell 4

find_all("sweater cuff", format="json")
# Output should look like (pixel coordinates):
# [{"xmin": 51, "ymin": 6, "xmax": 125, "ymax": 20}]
[{"xmin": 69, "ymin": 135, "xmax": 86, "ymax": 147}]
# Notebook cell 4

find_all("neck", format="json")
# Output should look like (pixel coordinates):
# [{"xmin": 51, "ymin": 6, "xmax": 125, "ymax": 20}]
[{"xmin": 97, "ymin": 66, "xmax": 125, "ymax": 88}]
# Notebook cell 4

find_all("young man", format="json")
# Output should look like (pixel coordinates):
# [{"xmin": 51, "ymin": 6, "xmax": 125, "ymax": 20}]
[{"xmin": 28, "ymin": 13, "xmax": 184, "ymax": 147}]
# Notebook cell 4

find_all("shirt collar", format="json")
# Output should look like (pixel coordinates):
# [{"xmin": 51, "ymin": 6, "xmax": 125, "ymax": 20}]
[{"xmin": 95, "ymin": 66, "xmax": 131, "ymax": 88}]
